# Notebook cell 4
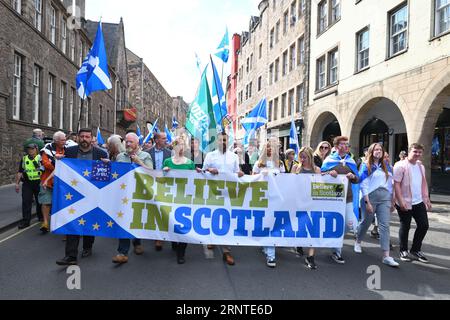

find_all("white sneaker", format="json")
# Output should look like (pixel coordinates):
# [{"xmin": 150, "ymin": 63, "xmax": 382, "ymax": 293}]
[
  {"xmin": 382, "ymin": 256, "xmax": 400, "ymax": 268},
  {"xmin": 354, "ymin": 242, "xmax": 362, "ymax": 254}
]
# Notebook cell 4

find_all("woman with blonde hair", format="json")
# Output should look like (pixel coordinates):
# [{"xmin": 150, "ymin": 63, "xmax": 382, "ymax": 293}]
[
  {"xmin": 313, "ymin": 141, "xmax": 332, "ymax": 168},
  {"xmin": 293, "ymin": 147, "xmax": 321, "ymax": 270},
  {"xmin": 253, "ymin": 137, "xmax": 284, "ymax": 268}
]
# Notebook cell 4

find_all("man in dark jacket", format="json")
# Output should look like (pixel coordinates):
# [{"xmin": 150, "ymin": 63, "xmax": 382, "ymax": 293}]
[{"xmin": 56, "ymin": 128, "xmax": 108, "ymax": 266}]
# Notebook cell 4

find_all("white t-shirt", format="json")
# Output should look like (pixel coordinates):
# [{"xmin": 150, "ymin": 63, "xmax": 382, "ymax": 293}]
[
  {"xmin": 252, "ymin": 160, "xmax": 283, "ymax": 174},
  {"xmin": 203, "ymin": 150, "xmax": 240, "ymax": 174},
  {"xmin": 410, "ymin": 163, "xmax": 423, "ymax": 205}
]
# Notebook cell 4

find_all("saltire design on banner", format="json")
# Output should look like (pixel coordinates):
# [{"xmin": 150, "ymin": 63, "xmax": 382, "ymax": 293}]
[
  {"xmin": 242, "ymin": 98, "xmax": 268, "ymax": 147},
  {"xmin": 96, "ymin": 127, "xmax": 105, "ymax": 146},
  {"xmin": 210, "ymin": 56, "xmax": 229, "ymax": 132},
  {"xmin": 289, "ymin": 119, "xmax": 300, "ymax": 156},
  {"xmin": 215, "ymin": 27, "xmax": 229, "ymax": 63},
  {"xmin": 143, "ymin": 119, "xmax": 159, "ymax": 144},
  {"xmin": 76, "ymin": 22, "xmax": 112, "ymax": 99},
  {"xmin": 185, "ymin": 68, "xmax": 217, "ymax": 153},
  {"xmin": 321, "ymin": 152, "xmax": 360, "ymax": 226},
  {"xmin": 51, "ymin": 159, "xmax": 349, "ymax": 248}
]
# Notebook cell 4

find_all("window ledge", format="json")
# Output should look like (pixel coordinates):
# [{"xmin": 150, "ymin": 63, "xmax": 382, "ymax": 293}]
[
  {"xmin": 317, "ymin": 18, "xmax": 341, "ymax": 38},
  {"xmin": 385, "ymin": 48, "xmax": 408, "ymax": 62},
  {"xmin": 430, "ymin": 30, "xmax": 450, "ymax": 42},
  {"xmin": 354, "ymin": 66, "xmax": 370, "ymax": 75},
  {"xmin": 314, "ymin": 86, "xmax": 338, "ymax": 101}
]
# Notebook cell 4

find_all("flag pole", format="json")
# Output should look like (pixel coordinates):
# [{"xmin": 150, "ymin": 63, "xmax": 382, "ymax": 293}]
[{"xmin": 77, "ymin": 97, "xmax": 84, "ymax": 132}]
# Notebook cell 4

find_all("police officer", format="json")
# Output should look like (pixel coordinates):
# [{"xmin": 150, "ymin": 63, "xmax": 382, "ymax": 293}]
[{"xmin": 15, "ymin": 143, "xmax": 43, "ymax": 229}]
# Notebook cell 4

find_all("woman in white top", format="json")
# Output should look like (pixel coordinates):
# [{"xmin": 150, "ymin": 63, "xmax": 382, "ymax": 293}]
[
  {"xmin": 252, "ymin": 138, "xmax": 284, "ymax": 268},
  {"xmin": 354, "ymin": 143, "xmax": 399, "ymax": 267}
]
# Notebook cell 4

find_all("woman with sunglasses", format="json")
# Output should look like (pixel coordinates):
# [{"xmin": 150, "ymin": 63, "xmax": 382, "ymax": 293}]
[{"xmin": 313, "ymin": 141, "xmax": 332, "ymax": 168}]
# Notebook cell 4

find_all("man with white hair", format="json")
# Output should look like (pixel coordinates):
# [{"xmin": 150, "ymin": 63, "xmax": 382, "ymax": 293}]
[
  {"xmin": 38, "ymin": 131, "xmax": 66, "ymax": 233},
  {"xmin": 112, "ymin": 133, "xmax": 153, "ymax": 264},
  {"xmin": 23, "ymin": 129, "xmax": 45, "ymax": 151}
]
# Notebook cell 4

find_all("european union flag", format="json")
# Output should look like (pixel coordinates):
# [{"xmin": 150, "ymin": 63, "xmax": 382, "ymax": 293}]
[{"xmin": 76, "ymin": 22, "xmax": 112, "ymax": 99}]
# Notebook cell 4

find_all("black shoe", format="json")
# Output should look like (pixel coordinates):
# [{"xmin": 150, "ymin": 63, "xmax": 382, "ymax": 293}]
[
  {"xmin": 331, "ymin": 252, "xmax": 346, "ymax": 264},
  {"xmin": 410, "ymin": 251, "xmax": 429, "ymax": 264},
  {"xmin": 400, "ymin": 251, "xmax": 412, "ymax": 262},
  {"xmin": 305, "ymin": 256, "xmax": 317, "ymax": 270},
  {"xmin": 56, "ymin": 256, "xmax": 78, "ymax": 266},
  {"xmin": 18, "ymin": 222, "xmax": 30, "ymax": 230},
  {"xmin": 81, "ymin": 249, "xmax": 92, "ymax": 258},
  {"xmin": 370, "ymin": 229, "xmax": 380, "ymax": 239},
  {"xmin": 296, "ymin": 247, "xmax": 304, "ymax": 256}
]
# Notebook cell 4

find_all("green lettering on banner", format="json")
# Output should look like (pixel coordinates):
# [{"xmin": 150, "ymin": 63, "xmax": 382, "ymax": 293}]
[
  {"xmin": 133, "ymin": 173, "xmax": 154, "ymax": 200},
  {"xmin": 130, "ymin": 202, "xmax": 146, "ymax": 230},
  {"xmin": 311, "ymin": 182, "xmax": 345, "ymax": 198},
  {"xmin": 249, "ymin": 181, "xmax": 269, "ymax": 208},
  {"xmin": 155, "ymin": 177, "xmax": 174, "ymax": 203},
  {"xmin": 144, "ymin": 204, "xmax": 172, "ymax": 232},
  {"xmin": 226, "ymin": 181, "xmax": 250, "ymax": 207},
  {"xmin": 206, "ymin": 180, "xmax": 225, "ymax": 206},
  {"xmin": 173, "ymin": 178, "xmax": 193, "ymax": 204},
  {"xmin": 193, "ymin": 179, "xmax": 207, "ymax": 205}
]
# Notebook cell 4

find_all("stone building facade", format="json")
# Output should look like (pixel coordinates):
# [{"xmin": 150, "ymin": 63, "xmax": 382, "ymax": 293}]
[
  {"xmin": 0, "ymin": 0, "xmax": 129, "ymax": 185},
  {"xmin": 235, "ymin": 0, "xmax": 310, "ymax": 149},
  {"xmin": 305, "ymin": 0, "xmax": 450, "ymax": 193},
  {"xmin": 127, "ymin": 49, "xmax": 188, "ymax": 136}
]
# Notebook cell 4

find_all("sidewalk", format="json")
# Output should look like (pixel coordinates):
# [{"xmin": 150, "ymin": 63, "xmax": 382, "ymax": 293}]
[
  {"xmin": 431, "ymin": 193, "xmax": 450, "ymax": 205},
  {"xmin": 0, "ymin": 184, "xmax": 38, "ymax": 232}
]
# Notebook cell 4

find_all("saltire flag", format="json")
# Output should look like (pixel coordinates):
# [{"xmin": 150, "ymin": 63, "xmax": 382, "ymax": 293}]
[
  {"xmin": 215, "ymin": 27, "xmax": 229, "ymax": 63},
  {"xmin": 185, "ymin": 67, "xmax": 217, "ymax": 153},
  {"xmin": 50, "ymin": 159, "xmax": 137, "ymax": 238},
  {"xmin": 289, "ymin": 119, "xmax": 300, "ymax": 156},
  {"xmin": 172, "ymin": 116, "xmax": 179, "ymax": 130},
  {"xmin": 143, "ymin": 119, "xmax": 159, "ymax": 144},
  {"xmin": 96, "ymin": 127, "xmax": 105, "ymax": 146},
  {"xmin": 321, "ymin": 152, "xmax": 361, "ymax": 229},
  {"xmin": 165, "ymin": 125, "xmax": 174, "ymax": 144},
  {"xmin": 136, "ymin": 125, "xmax": 144, "ymax": 145},
  {"xmin": 210, "ymin": 56, "xmax": 229, "ymax": 132},
  {"xmin": 241, "ymin": 98, "xmax": 268, "ymax": 148},
  {"xmin": 76, "ymin": 22, "xmax": 112, "ymax": 99}
]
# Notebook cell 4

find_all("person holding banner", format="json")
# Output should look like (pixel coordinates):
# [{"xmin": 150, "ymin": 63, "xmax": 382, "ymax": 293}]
[
  {"xmin": 163, "ymin": 136, "xmax": 196, "ymax": 264},
  {"xmin": 201, "ymin": 132, "xmax": 244, "ymax": 266},
  {"xmin": 293, "ymin": 147, "xmax": 321, "ymax": 270},
  {"xmin": 313, "ymin": 141, "xmax": 332, "ymax": 168},
  {"xmin": 321, "ymin": 136, "xmax": 360, "ymax": 265},
  {"xmin": 190, "ymin": 137, "xmax": 205, "ymax": 169},
  {"xmin": 252, "ymin": 138, "xmax": 284, "ymax": 268},
  {"xmin": 112, "ymin": 133, "xmax": 153, "ymax": 265},
  {"xmin": 354, "ymin": 143, "xmax": 399, "ymax": 267},
  {"xmin": 56, "ymin": 129, "xmax": 108, "ymax": 266},
  {"xmin": 283, "ymin": 149, "xmax": 299, "ymax": 174}
]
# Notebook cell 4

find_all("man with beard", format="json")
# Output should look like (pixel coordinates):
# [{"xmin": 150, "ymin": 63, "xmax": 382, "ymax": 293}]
[{"xmin": 56, "ymin": 128, "xmax": 108, "ymax": 266}]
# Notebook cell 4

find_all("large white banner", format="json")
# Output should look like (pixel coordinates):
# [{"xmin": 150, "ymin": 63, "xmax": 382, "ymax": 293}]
[{"xmin": 51, "ymin": 159, "xmax": 349, "ymax": 248}]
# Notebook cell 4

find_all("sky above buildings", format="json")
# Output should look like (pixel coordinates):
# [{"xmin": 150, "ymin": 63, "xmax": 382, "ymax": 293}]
[{"xmin": 85, "ymin": 0, "xmax": 261, "ymax": 103}]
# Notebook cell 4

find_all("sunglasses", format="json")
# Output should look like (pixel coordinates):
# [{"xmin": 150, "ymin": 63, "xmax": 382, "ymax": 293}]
[{"xmin": 320, "ymin": 146, "xmax": 330, "ymax": 150}]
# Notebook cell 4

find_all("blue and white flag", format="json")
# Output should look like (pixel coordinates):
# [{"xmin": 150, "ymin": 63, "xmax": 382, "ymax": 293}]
[
  {"xmin": 76, "ymin": 22, "xmax": 112, "ymax": 99},
  {"xmin": 241, "ymin": 98, "xmax": 268, "ymax": 145},
  {"xmin": 136, "ymin": 125, "xmax": 144, "ymax": 145},
  {"xmin": 96, "ymin": 127, "xmax": 105, "ymax": 146},
  {"xmin": 165, "ymin": 125, "xmax": 174, "ymax": 144},
  {"xmin": 172, "ymin": 116, "xmax": 179, "ymax": 130},
  {"xmin": 143, "ymin": 119, "xmax": 159, "ymax": 144},
  {"xmin": 289, "ymin": 119, "xmax": 300, "ymax": 155},
  {"xmin": 215, "ymin": 28, "xmax": 229, "ymax": 63},
  {"xmin": 210, "ymin": 56, "xmax": 228, "ymax": 132}
]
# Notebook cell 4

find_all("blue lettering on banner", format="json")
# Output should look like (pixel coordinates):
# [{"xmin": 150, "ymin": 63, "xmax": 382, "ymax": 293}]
[
  {"xmin": 323, "ymin": 211, "xmax": 344, "ymax": 238},
  {"xmin": 174, "ymin": 207, "xmax": 192, "ymax": 235},
  {"xmin": 296, "ymin": 211, "xmax": 322, "ymax": 238},
  {"xmin": 193, "ymin": 208, "xmax": 211, "ymax": 235},
  {"xmin": 231, "ymin": 210, "xmax": 252, "ymax": 237},
  {"xmin": 211, "ymin": 209, "xmax": 230, "ymax": 236},
  {"xmin": 252, "ymin": 211, "xmax": 270, "ymax": 237},
  {"xmin": 270, "ymin": 211, "xmax": 295, "ymax": 238}
]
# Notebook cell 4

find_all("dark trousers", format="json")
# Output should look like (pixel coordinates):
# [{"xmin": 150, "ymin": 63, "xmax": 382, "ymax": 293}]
[
  {"xmin": 22, "ymin": 181, "xmax": 42, "ymax": 223},
  {"xmin": 175, "ymin": 242, "xmax": 187, "ymax": 258},
  {"xmin": 118, "ymin": 239, "xmax": 142, "ymax": 255},
  {"xmin": 397, "ymin": 202, "xmax": 429, "ymax": 252},
  {"xmin": 66, "ymin": 235, "xmax": 95, "ymax": 258}
]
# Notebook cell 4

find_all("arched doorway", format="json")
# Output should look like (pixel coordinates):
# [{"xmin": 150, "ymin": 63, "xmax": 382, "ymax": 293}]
[
  {"xmin": 309, "ymin": 112, "xmax": 342, "ymax": 149},
  {"xmin": 431, "ymin": 107, "xmax": 450, "ymax": 194},
  {"xmin": 350, "ymin": 98, "xmax": 408, "ymax": 161}
]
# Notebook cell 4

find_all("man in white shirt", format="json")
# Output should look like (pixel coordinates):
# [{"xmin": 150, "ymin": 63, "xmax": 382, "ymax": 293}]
[{"xmin": 201, "ymin": 133, "xmax": 244, "ymax": 266}]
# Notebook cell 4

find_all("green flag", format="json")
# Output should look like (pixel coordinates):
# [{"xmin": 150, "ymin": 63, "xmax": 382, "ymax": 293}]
[{"xmin": 186, "ymin": 68, "xmax": 217, "ymax": 153}]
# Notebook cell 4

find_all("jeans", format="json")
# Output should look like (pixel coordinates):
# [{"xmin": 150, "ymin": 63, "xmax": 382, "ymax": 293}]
[
  {"xmin": 357, "ymin": 188, "xmax": 392, "ymax": 252},
  {"xmin": 397, "ymin": 202, "xmax": 429, "ymax": 253},
  {"xmin": 263, "ymin": 246, "xmax": 276, "ymax": 260},
  {"xmin": 333, "ymin": 202, "xmax": 358, "ymax": 256},
  {"xmin": 118, "ymin": 239, "xmax": 142, "ymax": 255}
]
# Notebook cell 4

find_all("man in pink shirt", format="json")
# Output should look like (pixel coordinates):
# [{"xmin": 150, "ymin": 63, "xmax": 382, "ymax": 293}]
[{"xmin": 393, "ymin": 143, "xmax": 432, "ymax": 264}]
